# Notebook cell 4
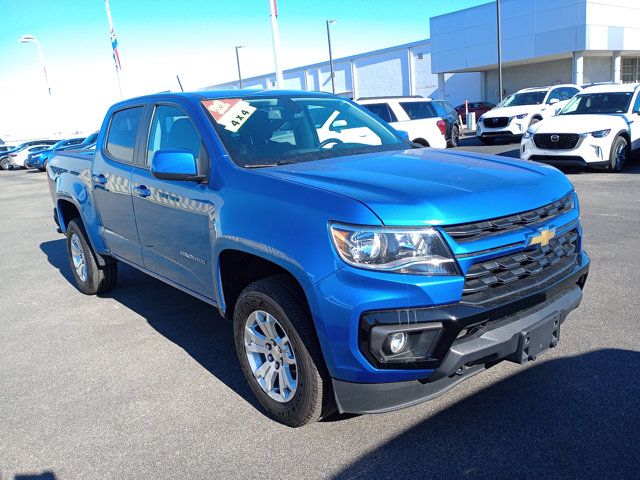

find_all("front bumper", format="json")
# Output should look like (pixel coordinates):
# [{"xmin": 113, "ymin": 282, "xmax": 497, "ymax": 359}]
[
  {"xmin": 521, "ymin": 134, "xmax": 612, "ymax": 168},
  {"xmin": 477, "ymin": 118, "xmax": 528, "ymax": 138},
  {"xmin": 333, "ymin": 276, "xmax": 586, "ymax": 414}
]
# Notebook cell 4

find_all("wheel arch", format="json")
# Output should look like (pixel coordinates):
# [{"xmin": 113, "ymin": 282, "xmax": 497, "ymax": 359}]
[
  {"xmin": 216, "ymin": 248, "xmax": 313, "ymax": 323},
  {"xmin": 56, "ymin": 197, "xmax": 110, "ymax": 266}
]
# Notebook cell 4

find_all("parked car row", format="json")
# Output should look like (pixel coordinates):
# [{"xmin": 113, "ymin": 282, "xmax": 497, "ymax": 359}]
[
  {"xmin": 357, "ymin": 96, "xmax": 462, "ymax": 148},
  {"xmin": 521, "ymin": 83, "xmax": 640, "ymax": 172},
  {"xmin": 0, "ymin": 140, "xmax": 58, "ymax": 170},
  {"xmin": 0, "ymin": 132, "xmax": 97, "ymax": 171}
]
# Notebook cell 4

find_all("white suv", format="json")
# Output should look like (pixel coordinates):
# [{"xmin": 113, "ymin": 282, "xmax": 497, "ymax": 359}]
[
  {"xmin": 521, "ymin": 83, "xmax": 640, "ymax": 172},
  {"xmin": 477, "ymin": 84, "xmax": 582, "ymax": 144},
  {"xmin": 357, "ymin": 97, "xmax": 460, "ymax": 149}
]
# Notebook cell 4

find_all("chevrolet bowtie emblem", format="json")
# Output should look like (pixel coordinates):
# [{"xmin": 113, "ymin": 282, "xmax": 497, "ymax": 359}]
[{"xmin": 529, "ymin": 227, "xmax": 556, "ymax": 247}]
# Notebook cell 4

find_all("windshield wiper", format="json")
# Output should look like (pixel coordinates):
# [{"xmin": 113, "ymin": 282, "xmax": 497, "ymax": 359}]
[{"xmin": 243, "ymin": 160, "xmax": 296, "ymax": 169}]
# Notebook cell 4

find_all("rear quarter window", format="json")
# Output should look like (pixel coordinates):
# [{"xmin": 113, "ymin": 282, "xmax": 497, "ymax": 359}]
[
  {"xmin": 106, "ymin": 107, "xmax": 143, "ymax": 163},
  {"xmin": 399, "ymin": 101, "xmax": 438, "ymax": 120}
]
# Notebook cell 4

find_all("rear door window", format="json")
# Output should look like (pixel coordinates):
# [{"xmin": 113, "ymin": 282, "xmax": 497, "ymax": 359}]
[
  {"xmin": 106, "ymin": 107, "xmax": 143, "ymax": 163},
  {"xmin": 362, "ymin": 103, "xmax": 397, "ymax": 123},
  {"xmin": 399, "ymin": 101, "xmax": 438, "ymax": 120}
]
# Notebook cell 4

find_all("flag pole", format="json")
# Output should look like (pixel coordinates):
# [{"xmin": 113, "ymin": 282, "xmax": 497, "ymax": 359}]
[
  {"xmin": 104, "ymin": 0, "xmax": 123, "ymax": 99},
  {"xmin": 268, "ymin": 0, "xmax": 284, "ymax": 88}
]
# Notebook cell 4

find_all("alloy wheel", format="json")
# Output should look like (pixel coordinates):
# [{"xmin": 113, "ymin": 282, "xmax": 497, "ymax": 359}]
[
  {"xmin": 243, "ymin": 309, "xmax": 298, "ymax": 403},
  {"xmin": 70, "ymin": 233, "xmax": 88, "ymax": 282}
]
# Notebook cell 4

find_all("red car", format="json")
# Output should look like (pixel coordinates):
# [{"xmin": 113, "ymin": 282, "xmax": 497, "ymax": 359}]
[{"xmin": 455, "ymin": 101, "xmax": 496, "ymax": 123}]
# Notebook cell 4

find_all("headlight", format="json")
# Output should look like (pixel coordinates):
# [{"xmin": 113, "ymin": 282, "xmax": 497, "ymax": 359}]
[
  {"xmin": 329, "ymin": 223, "xmax": 458, "ymax": 275},
  {"xmin": 515, "ymin": 113, "xmax": 528, "ymax": 119},
  {"xmin": 590, "ymin": 129, "xmax": 610, "ymax": 138},
  {"xmin": 523, "ymin": 128, "xmax": 535, "ymax": 139}
]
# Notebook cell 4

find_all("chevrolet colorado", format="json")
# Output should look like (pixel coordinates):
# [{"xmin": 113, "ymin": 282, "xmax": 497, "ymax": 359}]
[{"xmin": 48, "ymin": 90, "xmax": 589, "ymax": 427}]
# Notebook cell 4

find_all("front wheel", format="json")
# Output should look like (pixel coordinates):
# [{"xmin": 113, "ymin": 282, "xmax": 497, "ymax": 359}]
[
  {"xmin": 233, "ymin": 275, "xmax": 335, "ymax": 427},
  {"xmin": 608, "ymin": 136, "xmax": 628, "ymax": 172},
  {"xmin": 66, "ymin": 219, "xmax": 117, "ymax": 295}
]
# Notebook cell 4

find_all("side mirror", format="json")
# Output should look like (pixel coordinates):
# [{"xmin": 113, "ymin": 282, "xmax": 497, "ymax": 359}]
[
  {"xmin": 549, "ymin": 98, "xmax": 560, "ymax": 105},
  {"xmin": 395, "ymin": 129, "xmax": 410, "ymax": 141},
  {"xmin": 151, "ymin": 150, "xmax": 204, "ymax": 182},
  {"xmin": 330, "ymin": 119, "xmax": 348, "ymax": 131}
]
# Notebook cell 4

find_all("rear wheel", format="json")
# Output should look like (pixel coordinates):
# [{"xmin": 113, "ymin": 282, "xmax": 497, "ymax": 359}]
[
  {"xmin": 608, "ymin": 136, "xmax": 628, "ymax": 172},
  {"xmin": 0, "ymin": 157, "xmax": 11, "ymax": 170},
  {"xmin": 233, "ymin": 275, "xmax": 335, "ymax": 427},
  {"xmin": 478, "ymin": 137, "xmax": 494, "ymax": 145},
  {"xmin": 66, "ymin": 219, "xmax": 117, "ymax": 295},
  {"xmin": 448, "ymin": 125, "xmax": 460, "ymax": 148}
]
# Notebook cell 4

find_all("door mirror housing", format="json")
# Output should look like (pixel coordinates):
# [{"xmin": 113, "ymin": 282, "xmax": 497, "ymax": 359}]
[
  {"xmin": 548, "ymin": 98, "xmax": 560, "ymax": 105},
  {"xmin": 151, "ymin": 150, "xmax": 204, "ymax": 182},
  {"xmin": 330, "ymin": 119, "xmax": 348, "ymax": 131}
]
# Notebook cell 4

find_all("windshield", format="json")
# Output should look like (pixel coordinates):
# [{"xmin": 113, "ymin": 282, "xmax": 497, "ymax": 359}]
[
  {"xmin": 499, "ymin": 91, "xmax": 546, "ymax": 107},
  {"xmin": 202, "ymin": 95, "xmax": 409, "ymax": 167},
  {"xmin": 559, "ymin": 92, "xmax": 632, "ymax": 115}
]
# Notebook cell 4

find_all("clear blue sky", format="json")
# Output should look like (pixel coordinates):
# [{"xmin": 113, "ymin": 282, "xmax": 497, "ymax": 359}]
[{"xmin": 0, "ymin": 0, "xmax": 489, "ymax": 138}]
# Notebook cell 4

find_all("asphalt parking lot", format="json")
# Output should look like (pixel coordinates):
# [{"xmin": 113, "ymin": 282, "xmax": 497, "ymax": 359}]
[{"xmin": 1, "ymin": 144, "xmax": 639, "ymax": 480}]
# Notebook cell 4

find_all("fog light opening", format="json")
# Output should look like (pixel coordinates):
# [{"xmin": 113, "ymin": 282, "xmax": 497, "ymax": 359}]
[{"xmin": 389, "ymin": 332, "xmax": 408, "ymax": 354}]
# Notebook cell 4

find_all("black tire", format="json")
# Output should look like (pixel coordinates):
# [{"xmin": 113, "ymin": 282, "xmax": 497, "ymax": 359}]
[
  {"xmin": 0, "ymin": 156, "xmax": 12, "ymax": 170},
  {"xmin": 608, "ymin": 135, "xmax": 628, "ymax": 173},
  {"xmin": 478, "ymin": 136, "xmax": 494, "ymax": 145},
  {"xmin": 412, "ymin": 138, "xmax": 429, "ymax": 147},
  {"xmin": 66, "ymin": 219, "xmax": 117, "ymax": 295},
  {"xmin": 448, "ymin": 124, "xmax": 460, "ymax": 148},
  {"xmin": 233, "ymin": 275, "xmax": 335, "ymax": 427}
]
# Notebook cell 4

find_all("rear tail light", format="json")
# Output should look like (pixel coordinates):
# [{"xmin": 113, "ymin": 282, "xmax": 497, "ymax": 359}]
[{"xmin": 436, "ymin": 120, "xmax": 446, "ymax": 136}]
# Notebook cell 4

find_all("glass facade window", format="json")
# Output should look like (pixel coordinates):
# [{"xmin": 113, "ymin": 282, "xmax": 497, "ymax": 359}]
[{"xmin": 621, "ymin": 58, "xmax": 640, "ymax": 83}]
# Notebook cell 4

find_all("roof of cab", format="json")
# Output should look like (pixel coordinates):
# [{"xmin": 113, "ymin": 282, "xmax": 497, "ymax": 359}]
[{"xmin": 110, "ymin": 89, "xmax": 337, "ymax": 110}]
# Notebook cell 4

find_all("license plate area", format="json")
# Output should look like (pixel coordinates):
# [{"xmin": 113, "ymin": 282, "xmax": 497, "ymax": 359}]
[{"xmin": 513, "ymin": 313, "xmax": 562, "ymax": 364}]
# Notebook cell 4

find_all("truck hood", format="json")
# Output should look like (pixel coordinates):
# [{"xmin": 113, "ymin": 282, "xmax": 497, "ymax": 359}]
[
  {"xmin": 482, "ymin": 104, "xmax": 545, "ymax": 119},
  {"xmin": 259, "ymin": 148, "xmax": 573, "ymax": 226},
  {"xmin": 531, "ymin": 114, "xmax": 630, "ymax": 134}
]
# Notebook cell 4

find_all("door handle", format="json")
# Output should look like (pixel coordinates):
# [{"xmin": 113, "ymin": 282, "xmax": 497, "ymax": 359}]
[
  {"xmin": 92, "ymin": 173, "xmax": 107, "ymax": 185},
  {"xmin": 134, "ymin": 185, "xmax": 151, "ymax": 198}
]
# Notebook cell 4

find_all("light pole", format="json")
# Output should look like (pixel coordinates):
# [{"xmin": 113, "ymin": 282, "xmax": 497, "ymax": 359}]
[
  {"xmin": 496, "ymin": 0, "xmax": 503, "ymax": 102},
  {"xmin": 19, "ymin": 34, "xmax": 51, "ymax": 95},
  {"xmin": 326, "ymin": 20, "xmax": 337, "ymax": 94},
  {"xmin": 235, "ymin": 45, "xmax": 244, "ymax": 89}
]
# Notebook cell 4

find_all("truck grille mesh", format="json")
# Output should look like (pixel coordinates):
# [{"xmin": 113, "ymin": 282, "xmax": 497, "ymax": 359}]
[
  {"xmin": 442, "ymin": 192, "xmax": 574, "ymax": 243},
  {"xmin": 461, "ymin": 228, "xmax": 579, "ymax": 303},
  {"xmin": 533, "ymin": 134, "xmax": 580, "ymax": 150}
]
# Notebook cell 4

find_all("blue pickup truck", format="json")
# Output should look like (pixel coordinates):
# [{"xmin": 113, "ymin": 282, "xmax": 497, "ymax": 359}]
[{"xmin": 48, "ymin": 90, "xmax": 589, "ymax": 427}]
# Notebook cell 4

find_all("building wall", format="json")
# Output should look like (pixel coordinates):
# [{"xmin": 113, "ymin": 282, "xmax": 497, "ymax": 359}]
[
  {"xmin": 430, "ymin": 0, "xmax": 588, "ymax": 73},
  {"xmin": 585, "ymin": 0, "xmax": 640, "ymax": 51},
  {"xmin": 354, "ymin": 50, "xmax": 409, "ymax": 97},
  {"xmin": 483, "ymin": 58, "xmax": 573, "ymax": 103}
]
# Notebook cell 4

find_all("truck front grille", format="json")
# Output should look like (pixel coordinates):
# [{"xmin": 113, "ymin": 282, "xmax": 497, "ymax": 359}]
[
  {"xmin": 533, "ymin": 133, "xmax": 580, "ymax": 150},
  {"xmin": 443, "ymin": 192, "xmax": 574, "ymax": 243},
  {"xmin": 461, "ymin": 228, "xmax": 579, "ymax": 305},
  {"xmin": 483, "ymin": 117, "xmax": 510, "ymax": 128}
]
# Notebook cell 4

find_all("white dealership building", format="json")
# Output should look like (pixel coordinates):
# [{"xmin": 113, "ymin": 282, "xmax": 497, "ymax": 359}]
[{"xmin": 204, "ymin": 0, "xmax": 640, "ymax": 106}]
